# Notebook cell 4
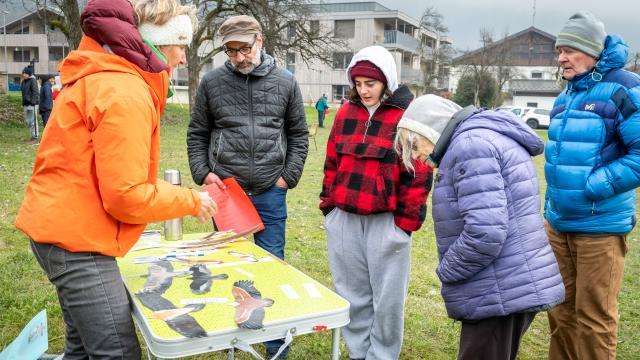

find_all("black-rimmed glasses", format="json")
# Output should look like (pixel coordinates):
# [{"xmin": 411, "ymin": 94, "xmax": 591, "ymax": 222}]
[{"xmin": 223, "ymin": 35, "xmax": 258, "ymax": 57}]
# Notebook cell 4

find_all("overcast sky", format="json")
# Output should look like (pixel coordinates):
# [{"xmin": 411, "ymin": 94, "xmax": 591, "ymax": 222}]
[{"xmin": 375, "ymin": 0, "xmax": 639, "ymax": 54}]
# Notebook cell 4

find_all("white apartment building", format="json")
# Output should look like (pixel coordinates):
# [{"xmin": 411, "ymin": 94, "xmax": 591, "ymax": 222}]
[{"xmin": 1, "ymin": 7, "xmax": 69, "ymax": 90}]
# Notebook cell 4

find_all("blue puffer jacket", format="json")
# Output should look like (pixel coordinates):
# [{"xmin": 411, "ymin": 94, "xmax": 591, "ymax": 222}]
[
  {"xmin": 432, "ymin": 109, "xmax": 565, "ymax": 320},
  {"xmin": 545, "ymin": 35, "xmax": 640, "ymax": 234}
]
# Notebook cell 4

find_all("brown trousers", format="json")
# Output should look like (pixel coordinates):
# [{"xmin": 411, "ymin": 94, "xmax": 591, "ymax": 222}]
[{"xmin": 545, "ymin": 222, "xmax": 627, "ymax": 360}]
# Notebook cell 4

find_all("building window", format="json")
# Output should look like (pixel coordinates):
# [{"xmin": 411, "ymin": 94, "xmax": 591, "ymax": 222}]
[
  {"xmin": 334, "ymin": 20, "xmax": 355, "ymax": 39},
  {"xmin": 310, "ymin": 20, "xmax": 320, "ymax": 35},
  {"xmin": 332, "ymin": 85, "xmax": 350, "ymax": 102},
  {"xmin": 332, "ymin": 52, "xmax": 353, "ymax": 70},
  {"xmin": 527, "ymin": 102, "xmax": 538, "ymax": 107},
  {"xmin": 531, "ymin": 72, "xmax": 542, "ymax": 79},
  {"xmin": 13, "ymin": 48, "xmax": 30, "ymax": 62},
  {"xmin": 13, "ymin": 25, "xmax": 29, "ymax": 34},
  {"xmin": 286, "ymin": 52, "xmax": 296, "ymax": 74}
]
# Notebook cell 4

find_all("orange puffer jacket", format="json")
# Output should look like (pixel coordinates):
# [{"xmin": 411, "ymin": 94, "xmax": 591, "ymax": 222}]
[{"xmin": 16, "ymin": 36, "xmax": 200, "ymax": 257}]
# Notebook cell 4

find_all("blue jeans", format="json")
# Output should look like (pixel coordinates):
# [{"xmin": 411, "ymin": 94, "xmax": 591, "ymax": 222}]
[
  {"xmin": 317, "ymin": 110, "xmax": 325, "ymax": 128},
  {"xmin": 41, "ymin": 110, "xmax": 51, "ymax": 128},
  {"xmin": 248, "ymin": 184, "xmax": 289, "ymax": 356},
  {"xmin": 248, "ymin": 184, "xmax": 288, "ymax": 260},
  {"xmin": 30, "ymin": 240, "xmax": 141, "ymax": 360}
]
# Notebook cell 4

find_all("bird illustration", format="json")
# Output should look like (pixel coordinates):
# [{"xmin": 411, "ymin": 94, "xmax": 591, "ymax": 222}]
[
  {"xmin": 228, "ymin": 251, "xmax": 258, "ymax": 262},
  {"xmin": 136, "ymin": 291, "xmax": 207, "ymax": 338},
  {"xmin": 187, "ymin": 264, "xmax": 229, "ymax": 294},
  {"xmin": 231, "ymin": 280, "xmax": 274, "ymax": 329},
  {"xmin": 140, "ymin": 260, "xmax": 190, "ymax": 294}
]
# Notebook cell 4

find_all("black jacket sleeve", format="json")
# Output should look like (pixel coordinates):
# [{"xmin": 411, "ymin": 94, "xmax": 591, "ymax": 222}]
[
  {"xmin": 187, "ymin": 78, "xmax": 213, "ymax": 185},
  {"xmin": 281, "ymin": 76, "xmax": 308, "ymax": 189},
  {"xmin": 30, "ymin": 79, "xmax": 39, "ymax": 106}
]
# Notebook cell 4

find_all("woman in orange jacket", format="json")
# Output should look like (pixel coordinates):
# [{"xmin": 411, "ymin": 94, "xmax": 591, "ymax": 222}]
[{"xmin": 15, "ymin": 0, "xmax": 216, "ymax": 358}]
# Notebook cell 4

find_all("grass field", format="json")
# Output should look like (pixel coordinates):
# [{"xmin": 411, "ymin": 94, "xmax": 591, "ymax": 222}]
[{"xmin": 1, "ymin": 94, "xmax": 639, "ymax": 359}]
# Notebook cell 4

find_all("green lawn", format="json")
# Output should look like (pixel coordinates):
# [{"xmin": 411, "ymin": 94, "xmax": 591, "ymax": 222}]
[{"xmin": 1, "ymin": 95, "xmax": 639, "ymax": 359}]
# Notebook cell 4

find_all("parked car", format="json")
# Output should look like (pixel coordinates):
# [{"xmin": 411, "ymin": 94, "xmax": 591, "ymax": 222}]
[
  {"xmin": 521, "ymin": 108, "xmax": 551, "ymax": 129},
  {"xmin": 496, "ymin": 106, "xmax": 550, "ymax": 129},
  {"xmin": 496, "ymin": 105, "xmax": 533, "ymax": 117}
]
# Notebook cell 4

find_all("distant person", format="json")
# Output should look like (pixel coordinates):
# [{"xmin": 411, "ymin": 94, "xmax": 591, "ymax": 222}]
[
  {"xmin": 39, "ymin": 75, "xmax": 54, "ymax": 128},
  {"xmin": 395, "ymin": 95, "xmax": 564, "ymax": 360},
  {"xmin": 545, "ymin": 11, "xmax": 640, "ymax": 360},
  {"xmin": 315, "ymin": 93, "xmax": 329, "ymax": 128},
  {"xmin": 20, "ymin": 66, "xmax": 39, "ymax": 143},
  {"xmin": 15, "ymin": 0, "xmax": 216, "ymax": 358},
  {"xmin": 320, "ymin": 45, "xmax": 432, "ymax": 360}
]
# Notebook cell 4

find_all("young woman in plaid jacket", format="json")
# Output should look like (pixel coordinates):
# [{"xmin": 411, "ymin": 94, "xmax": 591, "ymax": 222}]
[{"xmin": 319, "ymin": 45, "xmax": 432, "ymax": 360}]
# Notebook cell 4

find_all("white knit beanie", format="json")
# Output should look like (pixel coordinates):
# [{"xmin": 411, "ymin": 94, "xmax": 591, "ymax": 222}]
[
  {"xmin": 397, "ymin": 94, "xmax": 462, "ymax": 145},
  {"xmin": 138, "ymin": 14, "xmax": 193, "ymax": 46}
]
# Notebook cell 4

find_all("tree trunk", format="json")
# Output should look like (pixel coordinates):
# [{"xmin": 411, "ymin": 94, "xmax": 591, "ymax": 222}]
[
  {"xmin": 186, "ymin": 47, "xmax": 202, "ymax": 110},
  {"xmin": 61, "ymin": 0, "xmax": 82, "ymax": 49}
]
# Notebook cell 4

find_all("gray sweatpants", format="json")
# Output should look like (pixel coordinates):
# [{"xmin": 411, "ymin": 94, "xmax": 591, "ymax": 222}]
[
  {"xmin": 24, "ymin": 105, "xmax": 39, "ymax": 140},
  {"xmin": 325, "ymin": 208, "xmax": 412, "ymax": 360}
]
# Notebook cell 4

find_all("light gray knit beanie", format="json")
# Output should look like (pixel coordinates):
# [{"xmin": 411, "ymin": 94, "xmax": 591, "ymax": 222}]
[
  {"xmin": 397, "ymin": 94, "xmax": 461, "ymax": 145},
  {"xmin": 555, "ymin": 11, "xmax": 606, "ymax": 59}
]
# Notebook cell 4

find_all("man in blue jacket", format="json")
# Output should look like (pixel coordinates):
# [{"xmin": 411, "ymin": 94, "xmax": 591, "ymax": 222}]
[
  {"xmin": 545, "ymin": 11, "xmax": 640, "ymax": 360},
  {"xmin": 39, "ymin": 75, "xmax": 54, "ymax": 128}
]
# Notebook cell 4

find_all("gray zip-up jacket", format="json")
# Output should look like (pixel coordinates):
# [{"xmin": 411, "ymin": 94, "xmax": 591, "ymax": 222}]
[{"xmin": 187, "ymin": 51, "xmax": 308, "ymax": 194}]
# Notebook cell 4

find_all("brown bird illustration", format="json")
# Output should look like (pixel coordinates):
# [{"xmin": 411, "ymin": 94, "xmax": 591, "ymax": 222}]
[
  {"xmin": 231, "ymin": 280, "xmax": 274, "ymax": 329},
  {"xmin": 187, "ymin": 264, "xmax": 229, "ymax": 294},
  {"xmin": 136, "ymin": 291, "xmax": 207, "ymax": 338}
]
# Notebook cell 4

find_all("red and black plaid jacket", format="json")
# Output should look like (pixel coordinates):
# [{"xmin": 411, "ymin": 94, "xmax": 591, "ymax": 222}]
[{"xmin": 319, "ymin": 85, "xmax": 433, "ymax": 232}]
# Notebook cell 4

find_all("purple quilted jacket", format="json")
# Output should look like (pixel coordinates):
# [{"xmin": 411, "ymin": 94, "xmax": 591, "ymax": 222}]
[{"xmin": 431, "ymin": 109, "xmax": 565, "ymax": 320}]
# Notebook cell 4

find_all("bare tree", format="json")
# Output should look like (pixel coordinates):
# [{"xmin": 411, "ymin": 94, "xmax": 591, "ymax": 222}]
[
  {"xmin": 454, "ymin": 28, "xmax": 519, "ymax": 107},
  {"xmin": 236, "ymin": 0, "xmax": 343, "ymax": 66},
  {"xmin": 182, "ymin": 0, "xmax": 236, "ymax": 108},
  {"xmin": 418, "ymin": 6, "xmax": 453, "ymax": 93},
  {"xmin": 418, "ymin": 6, "xmax": 451, "ymax": 93},
  {"xmin": 420, "ymin": 6, "xmax": 448, "ymax": 34},
  {"xmin": 492, "ymin": 30, "xmax": 519, "ymax": 105},
  {"xmin": 25, "ymin": 0, "xmax": 82, "ymax": 49},
  {"xmin": 184, "ymin": 0, "xmax": 344, "ymax": 108}
]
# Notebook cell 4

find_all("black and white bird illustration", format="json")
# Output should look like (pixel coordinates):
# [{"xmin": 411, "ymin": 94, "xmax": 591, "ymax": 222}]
[
  {"xmin": 187, "ymin": 264, "xmax": 229, "ymax": 294},
  {"xmin": 231, "ymin": 280, "xmax": 274, "ymax": 329},
  {"xmin": 136, "ymin": 291, "xmax": 207, "ymax": 338}
]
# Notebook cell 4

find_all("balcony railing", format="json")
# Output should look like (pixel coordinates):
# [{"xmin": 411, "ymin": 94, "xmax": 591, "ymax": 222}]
[
  {"xmin": 383, "ymin": 30, "xmax": 418, "ymax": 52},
  {"xmin": 400, "ymin": 66, "xmax": 423, "ymax": 85}
]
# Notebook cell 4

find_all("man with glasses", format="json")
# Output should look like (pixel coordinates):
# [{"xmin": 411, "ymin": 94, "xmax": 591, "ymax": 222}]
[{"xmin": 187, "ymin": 15, "xmax": 308, "ymax": 359}]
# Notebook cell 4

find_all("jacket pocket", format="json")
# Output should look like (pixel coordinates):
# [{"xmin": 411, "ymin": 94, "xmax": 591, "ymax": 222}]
[
  {"xmin": 30, "ymin": 240, "xmax": 67, "ymax": 280},
  {"xmin": 335, "ymin": 142, "xmax": 396, "ymax": 211}
]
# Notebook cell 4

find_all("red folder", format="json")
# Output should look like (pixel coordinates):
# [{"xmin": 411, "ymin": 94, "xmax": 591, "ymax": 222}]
[{"xmin": 202, "ymin": 178, "xmax": 265, "ymax": 235}]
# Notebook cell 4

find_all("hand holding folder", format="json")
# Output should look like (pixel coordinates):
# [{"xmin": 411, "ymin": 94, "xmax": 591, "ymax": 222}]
[{"xmin": 201, "ymin": 178, "xmax": 264, "ymax": 235}]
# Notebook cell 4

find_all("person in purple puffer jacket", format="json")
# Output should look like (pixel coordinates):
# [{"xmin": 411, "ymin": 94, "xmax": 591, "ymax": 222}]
[{"xmin": 394, "ymin": 95, "xmax": 565, "ymax": 360}]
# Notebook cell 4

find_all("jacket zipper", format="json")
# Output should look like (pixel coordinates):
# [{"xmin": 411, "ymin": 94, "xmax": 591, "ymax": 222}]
[
  {"xmin": 358, "ymin": 101, "xmax": 404, "ymax": 143},
  {"xmin": 279, "ymin": 132, "xmax": 286, "ymax": 164},
  {"xmin": 247, "ymin": 74, "xmax": 255, "ymax": 194},
  {"xmin": 213, "ymin": 132, "xmax": 224, "ymax": 172}
]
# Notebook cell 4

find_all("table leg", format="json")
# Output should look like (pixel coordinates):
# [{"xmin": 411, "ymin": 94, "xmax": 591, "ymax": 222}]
[
  {"xmin": 331, "ymin": 328, "xmax": 341, "ymax": 360},
  {"xmin": 228, "ymin": 347, "xmax": 235, "ymax": 360}
]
